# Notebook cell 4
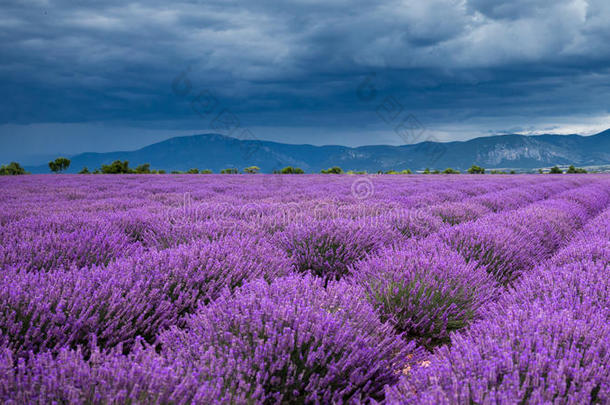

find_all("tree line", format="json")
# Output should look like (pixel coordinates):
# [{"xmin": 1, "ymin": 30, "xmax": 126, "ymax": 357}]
[{"xmin": 0, "ymin": 159, "xmax": 594, "ymax": 176}]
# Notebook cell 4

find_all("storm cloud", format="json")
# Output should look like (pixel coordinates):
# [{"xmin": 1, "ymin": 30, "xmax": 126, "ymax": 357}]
[{"xmin": 1, "ymin": 0, "xmax": 609, "ymax": 160}]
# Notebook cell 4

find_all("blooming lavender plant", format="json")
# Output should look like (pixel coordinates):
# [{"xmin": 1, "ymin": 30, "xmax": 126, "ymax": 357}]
[
  {"xmin": 352, "ymin": 237, "xmax": 497, "ymax": 347},
  {"xmin": 276, "ymin": 218, "xmax": 395, "ymax": 281},
  {"xmin": 159, "ymin": 274, "xmax": 421, "ymax": 403}
]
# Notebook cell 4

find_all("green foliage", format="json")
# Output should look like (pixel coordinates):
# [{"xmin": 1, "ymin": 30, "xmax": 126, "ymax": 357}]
[
  {"xmin": 0, "ymin": 162, "xmax": 28, "ymax": 175},
  {"xmin": 490, "ymin": 170, "xmax": 507, "ymax": 174},
  {"xmin": 132, "ymin": 164, "xmax": 150, "ymax": 174},
  {"xmin": 158, "ymin": 170, "xmax": 166, "ymax": 174},
  {"xmin": 78, "ymin": 167, "xmax": 90, "ymax": 174},
  {"xmin": 279, "ymin": 166, "xmax": 304, "ymax": 174},
  {"xmin": 442, "ymin": 168, "xmax": 460, "ymax": 174},
  {"xmin": 467, "ymin": 165, "xmax": 485, "ymax": 174},
  {"xmin": 220, "ymin": 168, "xmax": 239, "ymax": 174},
  {"xmin": 538, "ymin": 168, "xmax": 544, "ymax": 174},
  {"xmin": 549, "ymin": 166, "xmax": 563, "ymax": 174},
  {"xmin": 566, "ymin": 165, "xmax": 587, "ymax": 174},
  {"xmin": 321, "ymin": 166, "xmax": 343, "ymax": 174},
  {"xmin": 384, "ymin": 169, "xmax": 412, "ymax": 174},
  {"xmin": 171, "ymin": 171, "xmax": 183, "ymax": 174},
  {"xmin": 422, "ymin": 168, "xmax": 431, "ymax": 174},
  {"xmin": 510, "ymin": 170, "xmax": 516, "ymax": 174},
  {"xmin": 200, "ymin": 169, "xmax": 212, "ymax": 174},
  {"xmin": 48, "ymin": 157, "xmax": 71, "ymax": 173},
  {"xmin": 243, "ymin": 166, "xmax": 260, "ymax": 174},
  {"xmin": 432, "ymin": 169, "xmax": 441, "ymax": 174},
  {"xmin": 186, "ymin": 168, "xmax": 200, "ymax": 174},
  {"xmin": 101, "ymin": 160, "xmax": 133, "ymax": 174}
]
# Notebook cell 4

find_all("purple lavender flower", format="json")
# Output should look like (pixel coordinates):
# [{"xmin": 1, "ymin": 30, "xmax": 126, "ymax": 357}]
[
  {"xmin": 352, "ymin": 236, "xmax": 497, "ymax": 347},
  {"xmin": 159, "ymin": 274, "xmax": 421, "ymax": 403}
]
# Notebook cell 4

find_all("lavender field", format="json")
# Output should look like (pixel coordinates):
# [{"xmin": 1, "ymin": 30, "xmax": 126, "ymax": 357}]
[{"xmin": 0, "ymin": 174, "xmax": 609, "ymax": 404}]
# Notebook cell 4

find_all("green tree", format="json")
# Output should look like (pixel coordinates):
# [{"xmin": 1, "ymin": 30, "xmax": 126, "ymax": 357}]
[
  {"xmin": 549, "ymin": 166, "xmax": 563, "ymax": 174},
  {"xmin": 200, "ymin": 169, "xmax": 212, "ymax": 174},
  {"xmin": 321, "ymin": 166, "xmax": 343, "ymax": 174},
  {"xmin": 467, "ymin": 165, "xmax": 485, "ymax": 174},
  {"xmin": 0, "ymin": 162, "xmax": 28, "ymax": 175},
  {"xmin": 101, "ymin": 160, "xmax": 133, "ymax": 174},
  {"xmin": 538, "ymin": 168, "xmax": 544, "ymax": 174},
  {"xmin": 442, "ymin": 168, "xmax": 460, "ymax": 174},
  {"xmin": 422, "ymin": 168, "xmax": 431, "ymax": 174},
  {"xmin": 243, "ymin": 166, "xmax": 260, "ymax": 174},
  {"xmin": 158, "ymin": 170, "xmax": 166, "ymax": 174},
  {"xmin": 221, "ymin": 168, "xmax": 239, "ymax": 174},
  {"xmin": 78, "ymin": 167, "xmax": 90, "ymax": 174},
  {"xmin": 400, "ymin": 169, "xmax": 412, "ymax": 174},
  {"xmin": 186, "ymin": 168, "xmax": 200, "ymax": 174},
  {"xmin": 49, "ymin": 157, "xmax": 71, "ymax": 173},
  {"xmin": 280, "ymin": 166, "xmax": 304, "ymax": 174},
  {"xmin": 566, "ymin": 165, "xmax": 587, "ymax": 174},
  {"xmin": 135, "ymin": 164, "xmax": 151, "ymax": 174},
  {"xmin": 510, "ymin": 170, "xmax": 516, "ymax": 174}
]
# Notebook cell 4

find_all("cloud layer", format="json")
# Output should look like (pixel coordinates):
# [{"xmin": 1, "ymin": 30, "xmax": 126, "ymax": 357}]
[{"xmin": 1, "ymin": 0, "xmax": 609, "ymax": 157}]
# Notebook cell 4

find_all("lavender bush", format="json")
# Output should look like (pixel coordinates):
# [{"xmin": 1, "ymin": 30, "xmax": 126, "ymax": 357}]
[
  {"xmin": 352, "ymin": 237, "xmax": 497, "ymax": 347},
  {"xmin": 159, "ymin": 274, "xmax": 421, "ymax": 403}
]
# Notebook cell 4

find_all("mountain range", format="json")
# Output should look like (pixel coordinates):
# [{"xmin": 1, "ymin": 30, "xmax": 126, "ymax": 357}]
[{"xmin": 27, "ymin": 130, "xmax": 610, "ymax": 173}]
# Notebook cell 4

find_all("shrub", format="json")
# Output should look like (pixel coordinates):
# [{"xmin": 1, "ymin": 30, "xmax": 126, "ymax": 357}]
[
  {"xmin": 0, "ymin": 343, "xmax": 184, "ymax": 404},
  {"xmin": 220, "ymin": 168, "xmax": 238, "ymax": 174},
  {"xmin": 135, "ymin": 164, "xmax": 151, "ymax": 174},
  {"xmin": 48, "ymin": 157, "xmax": 71, "ymax": 173},
  {"xmin": 442, "ymin": 196, "xmax": 596, "ymax": 284},
  {"xmin": 441, "ymin": 167, "xmax": 459, "ymax": 174},
  {"xmin": 243, "ymin": 166, "xmax": 259, "ymax": 174},
  {"xmin": 381, "ymin": 208, "xmax": 445, "ymax": 239},
  {"xmin": 387, "ymin": 260, "xmax": 610, "ymax": 404},
  {"xmin": 276, "ymin": 219, "xmax": 392, "ymax": 281},
  {"xmin": 0, "ymin": 217, "xmax": 135, "ymax": 272},
  {"xmin": 352, "ymin": 237, "xmax": 497, "ymax": 347},
  {"xmin": 280, "ymin": 166, "xmax": 304, "ymax": 174},
  {"xmin": 0, "ymin": 266, "xmax": 172, "ymax": 356},
  {"xmin": 549, "ymin": 165, "xmax": 563, "ymax": 174},
  {"xmin": 101, "ymin": 160, "xmax": 133, "ymax": 174},
  {"xmin": 78, "ymin": 167, "xmax": 90, "ymax": 174},
  {"xmin": 0, "ymin": 162, "xmax": 28, "ymax": 175},
  {"xmin": 126, "ymin": 233, "xmax": 294, "ymax": 315},
  {"xmin": 159, "ymin": 275, "xmax": 421, "ymax": 403},
  {"xmin": 566, "ymin": 165, "xmax": 587, "ymax": 173},
  {"xmin": 430, "ymin": 201, "xmax": 491, "ymax": 225},
  {"xmin": 0, "ymin": 234, "xmax": 293, "ymax": 356},
  {"xmin": 467, "ymin": 165, "xmax": 485, "ymax": 174},
  {"xmin": 321, "ymin": 166, "xmax": 343, "ymax": 174}
]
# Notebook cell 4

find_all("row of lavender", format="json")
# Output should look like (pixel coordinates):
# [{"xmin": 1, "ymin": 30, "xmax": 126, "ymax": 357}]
[{"xmin": 0, "ymin": 174, "xmax": 608, "ymax": 403}]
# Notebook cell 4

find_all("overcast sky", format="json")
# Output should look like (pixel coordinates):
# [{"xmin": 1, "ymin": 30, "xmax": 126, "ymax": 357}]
[{"xmin": 1, "ymin": 0, "xmax": 609, "ymax": 163}]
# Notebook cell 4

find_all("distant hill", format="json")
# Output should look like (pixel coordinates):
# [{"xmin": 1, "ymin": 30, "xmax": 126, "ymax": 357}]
[{"xmin": 26, "ymin": 130, "xmax": 610, "ymax": 173}]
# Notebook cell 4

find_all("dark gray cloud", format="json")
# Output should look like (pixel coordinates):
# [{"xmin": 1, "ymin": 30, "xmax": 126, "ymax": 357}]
[{"xmin": 1, "ymin": 0, "xmax": 609, "ymax": 160}]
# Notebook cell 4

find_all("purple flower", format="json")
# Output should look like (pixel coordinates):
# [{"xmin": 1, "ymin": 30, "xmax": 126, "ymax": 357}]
[{"xmin": 351, "ymin": 236, "xmax": 497, "ymax": 347}]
